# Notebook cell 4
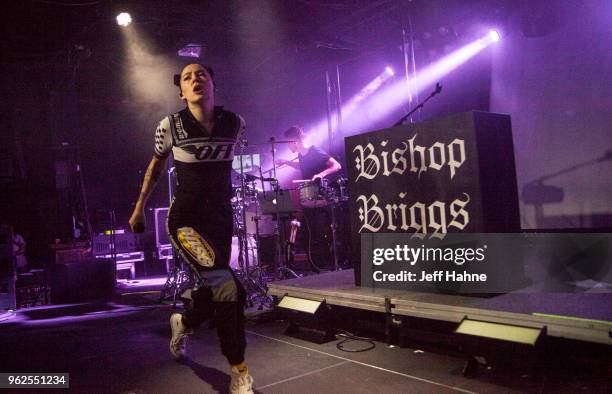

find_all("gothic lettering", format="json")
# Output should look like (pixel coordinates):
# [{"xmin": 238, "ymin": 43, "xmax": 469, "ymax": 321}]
[
  {"xmin": 352, "ymin": 134, "xmax": 466, "ymax": 181},
  {"xmin": 356, "ymin": 193, "xmax": 471, "ymax": 239}
]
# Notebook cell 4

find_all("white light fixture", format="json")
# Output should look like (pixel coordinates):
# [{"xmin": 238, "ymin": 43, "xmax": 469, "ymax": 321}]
[{"xmin": 116, "ymin": 12, "xmax": 132, "ymax": 27}]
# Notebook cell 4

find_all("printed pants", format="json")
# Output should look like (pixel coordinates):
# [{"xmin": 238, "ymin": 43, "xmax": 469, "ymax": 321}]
[{"xmin": 167, "ymin": 195, "xmax": 246, "ymax": 365}]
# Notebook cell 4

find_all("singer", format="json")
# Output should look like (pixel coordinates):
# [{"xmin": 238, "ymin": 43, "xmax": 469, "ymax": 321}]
[{"xmin": 128, "ymin": 63, "xmax": 254, "ymax": 394}]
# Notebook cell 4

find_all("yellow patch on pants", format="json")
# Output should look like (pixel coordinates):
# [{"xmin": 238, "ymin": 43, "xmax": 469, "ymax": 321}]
[{"xmin": 177, "ymin": 227, "xmax": 215, "ymax": 267}]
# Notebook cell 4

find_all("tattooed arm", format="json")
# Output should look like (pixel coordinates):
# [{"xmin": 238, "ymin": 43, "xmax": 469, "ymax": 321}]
[{"xmin": 129, "ymin": 155, "xmax": 167, "ymax": 232}]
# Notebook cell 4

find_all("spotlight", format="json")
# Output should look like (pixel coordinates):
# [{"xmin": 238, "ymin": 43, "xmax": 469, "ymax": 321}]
[
  {"xmin": 283, "ymin": 65, "xmax": 396, "ymax": 161},
  {"xmin": 177, "ymin": 43, "xmax": 204, "ymax": 58},
  {"xmin": 334, "ymin": 34, "xmax": 495, "ymax": 133},
  {"xmin": 489, "ymin": 30, "xmax": 501, "ymax": 42},
  {"xmin": 116, "ymin": 12, "xmax": 132, "ymax": 27}
]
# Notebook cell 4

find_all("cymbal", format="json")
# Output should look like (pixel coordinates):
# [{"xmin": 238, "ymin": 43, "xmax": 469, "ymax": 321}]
[
  {"xmin": 246, "ymin": 139, "xmax": 297, "ymax": 146},
  {"xmin": 270, "ymin": 139, "xmax": 297, "ymax": 144},
  {"xmin": 235, "ymin": 173, "xmax": 260, "ymax": 182}
]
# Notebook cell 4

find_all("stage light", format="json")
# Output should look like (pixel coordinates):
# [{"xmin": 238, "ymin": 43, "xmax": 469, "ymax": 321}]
[
  {"xmin": 278, "ymin": 295, "xmax": 323, "ymax": 314},
  {"xmin": 489, "ymin": 30, "xmax": 501, "ymax": 42},
  {"xmin": 119, "ymin": 15, "xmax": 176, "ymax": 109},
  {"xmin": 454, "ymin": 317, "xmax": 546, "ymax": 377},
  {"xmin": 332, "ymin": 35, "xmax": 493, "ymax": 134},
  {"xmin": 277, "ymin": 295, "xmax": 335, "ymax": 343},
  {"xmin": 177, "ymin": 43, "xmax": 204, "ymax": 58},
  {"xmin": 455, "ymin": 318, "xmax": 544, "ymax": 345},
  {"xmin": 116, "ymin": 12, "xmax": 132, "ymax": 27},
  {"xmin": 302, "ymin": 66, "xmax": 395, "ymax": 147}
]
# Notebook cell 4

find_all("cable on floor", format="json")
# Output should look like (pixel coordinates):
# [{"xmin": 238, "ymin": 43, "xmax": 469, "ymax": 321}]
[{"xmin": 335, "ymin": 328, "xmax": 376, "ymax": 352}]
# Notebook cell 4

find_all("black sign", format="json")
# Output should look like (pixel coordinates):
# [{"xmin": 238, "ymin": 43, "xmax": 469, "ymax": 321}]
[{"xmin": 344, "ymin": 111, "xmax": 520, "ymax": 285}]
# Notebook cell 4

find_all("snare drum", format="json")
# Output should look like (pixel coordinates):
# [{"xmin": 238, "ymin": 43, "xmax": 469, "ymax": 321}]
[{"xmin": 299, "ymin": 179, "xmax": 331, "ymax": 208}]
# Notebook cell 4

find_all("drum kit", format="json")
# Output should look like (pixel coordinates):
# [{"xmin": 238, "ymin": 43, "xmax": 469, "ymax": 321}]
[
  {"xmin": 229, "ymin": 138, "xmax": 351, "ymax": 302},
  {"xmin": 161, "ymin": 137, "xmax": 350, "ymax": 308},
  {"xmin": 294, "ymin": 177, "xmax": 349, "ymax": 271}
]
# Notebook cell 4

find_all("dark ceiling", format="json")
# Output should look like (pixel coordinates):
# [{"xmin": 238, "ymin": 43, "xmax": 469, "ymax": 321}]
[{"xmin": 2, "ymin": 0, "xmax": 514, "ymax": 69}]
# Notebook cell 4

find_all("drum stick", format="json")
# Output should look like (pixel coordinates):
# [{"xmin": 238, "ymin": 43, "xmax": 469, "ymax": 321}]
[{"xmin": 262, "ymin": 157, "xmax": 299, "ymax": 174}]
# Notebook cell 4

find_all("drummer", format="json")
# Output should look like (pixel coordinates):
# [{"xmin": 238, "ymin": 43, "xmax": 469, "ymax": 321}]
[
  {"xmin": 275, "ymin": 126, "xmax": 342, "ymax": 181},
  {"xmin": 275, "ymin": 126, "xmax": 342, "ymax": 271}
]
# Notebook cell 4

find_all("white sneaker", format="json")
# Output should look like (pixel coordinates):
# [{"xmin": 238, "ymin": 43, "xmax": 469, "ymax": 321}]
[
  {"xmin": 230, "ymin": 366, "xmax": 254, "ymax": 394},
  {"xmin": 169, "ymin": 313, "xmax": 192, "ymax": 360}
]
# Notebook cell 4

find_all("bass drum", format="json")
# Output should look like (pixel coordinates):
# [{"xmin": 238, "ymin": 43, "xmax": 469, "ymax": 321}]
[{"xmin": 301, "ymin": 201, "xmax": 351, "ymax": 270}]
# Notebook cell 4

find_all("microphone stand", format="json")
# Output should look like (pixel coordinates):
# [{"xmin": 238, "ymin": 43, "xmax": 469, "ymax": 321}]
[
  {"xmin": 393, "ymin": 82, "xmax": 443, "ymax": 127},
  {"xmin": 237, "ymin": 140, "xmax": 249, "ymax": 273},
  {"xmin": 523, "ymin": 150, "xmax": 612, "ymax": 228},
  {"xmin": 234, "ymin": 140, "xmax": 272, "ymax": 308}
]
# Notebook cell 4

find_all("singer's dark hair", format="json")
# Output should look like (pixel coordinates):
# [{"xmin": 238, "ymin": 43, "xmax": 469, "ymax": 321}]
[
  {"xmin": 173, "ymin": 64, "xmax": 215, "ymax": 90},
  {"xmin": 283, "ymin": 126, "xmax": 304, "ymax": 140}
]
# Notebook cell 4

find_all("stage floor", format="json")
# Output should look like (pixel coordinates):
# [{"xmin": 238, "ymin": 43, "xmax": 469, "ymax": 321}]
[
  {"xmin": 267, "ymin": 269, "xmax": 612, "ymax": 345},
  {"xmin": 0, "ymin": 289, "xmax": 609, "ymax": 393}
]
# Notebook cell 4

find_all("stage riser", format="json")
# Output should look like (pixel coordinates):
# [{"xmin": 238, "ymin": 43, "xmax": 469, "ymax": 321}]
[
  {"xmin": 267, "ymin": 271, "xmax": 611, "ymax": 345},
  {"xmin": 276, "ymin": 301, "xmax": 610, "ymax": 376}
]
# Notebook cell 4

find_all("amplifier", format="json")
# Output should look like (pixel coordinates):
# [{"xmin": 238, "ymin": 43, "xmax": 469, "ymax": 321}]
[
  {"xmin": 53, "ymin": 245, "xmax": 89, "ymax": 264},
  {"xmin": 155, "ymin": 207, "xmax": 170, "ymax": 248},
  {"xmin": 92, "ymin": 233, "xmax": 140, "ymax": 256}
]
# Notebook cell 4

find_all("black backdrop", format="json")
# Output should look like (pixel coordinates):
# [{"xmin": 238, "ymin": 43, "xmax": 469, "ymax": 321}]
[{"xmin": 345, "ymin": 111, "xmax": 520, "ymax": 285}]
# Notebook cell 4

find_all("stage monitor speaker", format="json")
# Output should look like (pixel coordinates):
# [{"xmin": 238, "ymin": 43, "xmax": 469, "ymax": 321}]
[
  {"xmin": 50, "ymin": 259, "xmax": 115, "ymax": 303},
  {"xmin": 278, "ymin": 295, "xmax": 323, "ymax": 314},
  {"xmin": 455, "ymin": 318, "xmax": 544, "ymax": 346},
  {"xmin": 454, "ymin": 317, "xmax": 546, "ymax": 377},
  {"xmin": 277, "ymin": 295, "xmax": 335, "ymax": 343}
]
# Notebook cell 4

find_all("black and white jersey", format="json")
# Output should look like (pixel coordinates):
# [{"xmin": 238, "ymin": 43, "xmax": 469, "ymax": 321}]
[{"xmin": 154, "ymin": 106, "xmax": 245, "ymax": 200}]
